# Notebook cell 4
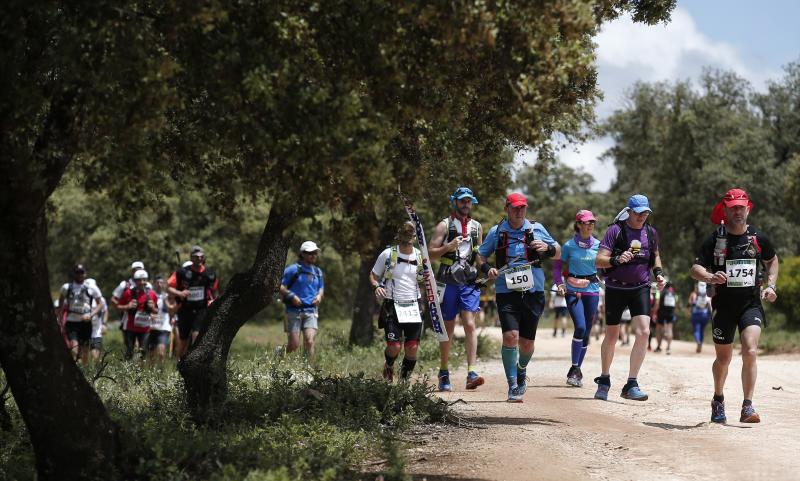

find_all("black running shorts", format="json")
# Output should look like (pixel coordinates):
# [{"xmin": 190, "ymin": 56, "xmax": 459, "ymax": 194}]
[
  {"xmin": 496, "ymin": 291, "xmax": 545, "ymax": 340},
  {"xmin": 605, "ymin": 285, "xmax": 650, "ymax": 326},
  {"xmin": 177, "ymin": 308, "xmax": 206, "ymax": 340},
  {"xmin": 712, "ymin": 297, "xmax": 764, "ymax": 344},
  {"xmin": 379, "ymin": 300, "xmax": 423, "ymax": 343}
]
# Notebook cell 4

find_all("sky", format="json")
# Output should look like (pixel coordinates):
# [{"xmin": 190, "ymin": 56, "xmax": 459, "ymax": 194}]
[{"xmin": 516, "ymin": 0, "xmax": 800, "ymax": 191}]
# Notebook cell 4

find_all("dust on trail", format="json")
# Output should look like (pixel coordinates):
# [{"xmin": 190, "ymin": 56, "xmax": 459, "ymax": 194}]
[{"xmin": 408, "ymin": 326, "xmax": 800, "ymax": 481}]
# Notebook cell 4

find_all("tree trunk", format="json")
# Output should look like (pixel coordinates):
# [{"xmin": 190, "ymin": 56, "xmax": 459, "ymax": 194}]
[
  {"xmin": 0, "ymin": 210, "xmax": 123, "ymax": 480},
  {"xmin": 178, "ymin": 207, "xmax": 292, "ymax": 421},
  {"xmin": 349, "ymin": 217, "xmax": 397, "ymax": 346}
]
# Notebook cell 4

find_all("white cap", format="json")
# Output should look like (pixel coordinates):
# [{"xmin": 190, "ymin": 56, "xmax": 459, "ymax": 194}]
[
  {"xmin": 182, "ymin": 261, "xmax": 193, "ymax": 268},
  {"xmin": 133, "ymin": 270, "xmax": 149, "ymax": 280},
  {"xmin": 300, "ymin": 241, "xmax": 319, "ymax": 253},
  {"xmin": 131, "ymin": 261, "xmax": 145, "ymax": 270}
]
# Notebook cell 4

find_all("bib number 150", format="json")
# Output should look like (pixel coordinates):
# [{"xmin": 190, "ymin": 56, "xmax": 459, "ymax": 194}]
[{"xmin": 509, "ymin": 273, "xmax": 530, "ymax": 286}]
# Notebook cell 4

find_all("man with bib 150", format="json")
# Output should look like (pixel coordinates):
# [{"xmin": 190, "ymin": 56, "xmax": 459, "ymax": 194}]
[
  {"xmin": 691, "ymin": 188, "xmax": 779, "ymax": 424},
  {"xmin": 477, "ymin": 192, "xmax": 560, "ymax": 403}
]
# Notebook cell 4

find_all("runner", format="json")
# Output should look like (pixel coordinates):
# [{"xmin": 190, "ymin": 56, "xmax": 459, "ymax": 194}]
[
  {"xmin": 148, "ymin": 274, "xmax": 175, "ymax": 361},
  {"xmin": 477, "ymin": 192, "xmax": 560, "ymax": 402},
  {"xmin": 552, "ymin": 210, "xmax": 601, "ymax": 387},
  {"xmin": 548, "ymin": 283, "xmax": 568, "ymax": 337},
  {"xmin": 85, "ymin": 278, "xmax": 108, "ymax": 361},
  {"xmin": 428, "ymin": 187, "xmax": 484, "ymax": 391},
  {"xmin": 57, "ymin": 264, "xmax": 103, "ymax": 364},
  {"xmin": 111, "ymin": 261, "xmax": 148, "ymax": 313},
  {"xmin": 168, "ymin": 246, "xmax": 219, "ymax": 358},
  {"xmin": 647, "ymin": 282, "xmax": 659, "ymax": 351},
  {"xmin": 592, "ymin": 285, "xmax": 606, "ymax": 341},
  {"xmin": 370, "ymin": 222, "xmax": 424, "ymax": 383},
  {"xmin": 118, "ymin": 269, "xmax": 158, "ymax": 360},
  {"xmin": 687, "ymin": 281, "xmax": 712, "ymax": 353},
  {"xmin": 691, "ymin": 188, "xmax": 779, "ymax": 423},
  {"xmin": 279, "ymin": 241, "xmax": 324, "ymax": 360},
  {"xmin": 654, "ymin": 281, "xmax": 677, "ymax": 354},
  {"xmin": 594, "ymin": 194, "xmax": 666, "ymax": 401}
]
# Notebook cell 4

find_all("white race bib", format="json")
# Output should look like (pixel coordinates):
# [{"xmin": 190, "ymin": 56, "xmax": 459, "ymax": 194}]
[
  {"xmin": 134, "ymin": 311, "xmax": 152, "ymax": 328},
  {"xmin": 663, "ymin": 293, "xmax": 676, "ymax": 307},
  {"xmin": 726, "ymin": 259, "xmax": 757, "ymax": 288},
  {"xmin": 187, "ymin": 286, "xmax": 205, "ymax": 302},
  {"xmin": 395, "ymin": 301, "xmax": 422, "ymax": 324},
  {"xmin": 505, "ymin": 265, "xmax": 534, "ymax": 291}
]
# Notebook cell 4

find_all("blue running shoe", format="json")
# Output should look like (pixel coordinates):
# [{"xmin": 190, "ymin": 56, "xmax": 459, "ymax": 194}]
[
  {"xmin": 507, "ymin": 382, "xmax": 523, "ymax": 403},
  {"xmin": 711, "ymin": 399, "xmax": 727, "ymax": 424},
  {"xmin": 593, "ymin": 377, "xmax": 610, "ymax": 400},
  {"xmin": 438, "ymin": 370, "xmax": 451, "ymax": 392},
  {"xmin": 739, "ymin": 403, "xmax": 760, "ymax": 423},
  {"xmin": 466, "ymin": 371, "xmax": 485, "ymax": 390},
  {"xmin": 621, "ymin": 384, "xmax": 649, "ymax": 401},
  {"xmin": 516, "ymin": 367, "xmax": 528, "ymax": 395}
]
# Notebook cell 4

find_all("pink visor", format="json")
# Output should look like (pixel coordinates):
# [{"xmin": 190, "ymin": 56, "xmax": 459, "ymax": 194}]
[{"xmin": 575, "ymin": 210, "xmax": 597, "ymax": 222}]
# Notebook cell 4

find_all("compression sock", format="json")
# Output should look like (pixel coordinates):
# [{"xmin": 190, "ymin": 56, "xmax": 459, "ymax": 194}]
[
  {"xmin": 384, "ymin": 349, "xmax": 398, "ymax": 367},
  {"xmin": 518, "ymin": 349, "xmax": 533, "ymax": 370},
  {"xmin": 400, "ymin": 358, "xmax": 417, "ymax": 380},
  {"xmin": 742, "ymin": 399, "xmax": 752, "ymax": 406},
  {"xmin": 501, "ymin": 346, "xmax": 518, "ymax": 384},
  {"xmin": 713, "ymin": 394, "xmax": 724, "ymax": 403},
  {"xmin": 578, "ymin": 346, "xmax": 589, "ymax": 367},
  {"xmin": 571, "ymin": 338, "xmax": 582, "ymax": 366}
]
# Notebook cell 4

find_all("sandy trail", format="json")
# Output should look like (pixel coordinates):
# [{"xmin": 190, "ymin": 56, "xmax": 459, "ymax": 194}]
[{"xmin": 408, "ymin": 326, "xmax": 800, "ymax": 481}]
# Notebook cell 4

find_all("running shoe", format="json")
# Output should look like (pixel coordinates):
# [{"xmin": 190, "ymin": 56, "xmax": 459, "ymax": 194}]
[
  {"xmin": 437, "ymin": 370, "xmax": 451, "ymax": 392},
  {"xmin": 507, "ymin": 382, "xmax": 523, "ymax": 403},
  {"xmin": 621, "ymin": 384, "xmax": 649, "ymax": 401},
  {"xmin": 566, "ymin": 366, "xmax": 581, "ymax": 387},
  {"xmin": 710, "ymin": 399, "xmax": 726, "ymax": 424},
  {"xmin": 740, "ymin": 404, "xmax": 761, "ymax": 423},
  {"xmin": 666, "ymin": 348, "xmax": 671, "ymax": 355},
  {"xmin": 593, "ymin": 377, "xmax": 610, "ymax": 400},
  {"xmin": 382, "ymin": 362, "xmax": 393, "ymax": 383},
  {"xmin": 465, "ymin": 371, "xmax": 485, "ymax": 390},
  {"xmin": 516, "ymin": 367, "xmax": 528, "ymax": 395},
  {"xmin": 654, "ymin": 347, "xmax": 662, "ymax": 353}
]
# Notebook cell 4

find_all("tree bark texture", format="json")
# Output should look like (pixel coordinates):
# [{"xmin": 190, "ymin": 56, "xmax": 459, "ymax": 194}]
[{"xmin": 178, "ymin": 207, "xmax": 292, "ymax": 421}]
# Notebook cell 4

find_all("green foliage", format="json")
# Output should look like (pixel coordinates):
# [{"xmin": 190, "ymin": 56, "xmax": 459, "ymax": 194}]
[{"xmin": 776, "ymin": 256, "xmax": 800, "ymax": 329}]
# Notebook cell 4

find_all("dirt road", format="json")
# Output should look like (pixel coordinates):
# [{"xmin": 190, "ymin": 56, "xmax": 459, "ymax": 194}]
[{"xmin": 409, "ymin": 326, "xmax": 800, "ymax": 481}]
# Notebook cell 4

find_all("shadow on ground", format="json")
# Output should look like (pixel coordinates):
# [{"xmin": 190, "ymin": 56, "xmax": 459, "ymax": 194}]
[{"xmin": 467, "ymin": 415, "xmax": 564, "ymax": 426}]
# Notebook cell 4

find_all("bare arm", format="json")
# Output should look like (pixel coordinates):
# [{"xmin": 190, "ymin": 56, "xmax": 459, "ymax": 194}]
[
  {"xmin": 428, "ymin": 221, "xmax": 459, "ymax": 260},
  {"xmin": 762, "ymin": 255, "xmax": 779, "ymax": 302},
  {"xmin": 370, "ymin": 272, "xmax": 388, "ymax": 300}
]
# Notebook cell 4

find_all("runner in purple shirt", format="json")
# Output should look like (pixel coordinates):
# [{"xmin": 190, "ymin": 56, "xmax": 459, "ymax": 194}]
[{"xmin": 593, "ymin": 194, "xmax": 666, "ymax": 402}]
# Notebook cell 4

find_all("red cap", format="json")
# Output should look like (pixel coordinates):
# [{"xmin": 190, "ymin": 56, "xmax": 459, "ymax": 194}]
[
  {"xmin": 575, "ymin": 210, "xmax": 597, "ymax": 222},
  {"xmin": 710, "ymin": 188, "xmax": 754, "ymax": 224},
  {"xmin": 505, "ymin": 192, "xmax": 528, "ymax": 208}
]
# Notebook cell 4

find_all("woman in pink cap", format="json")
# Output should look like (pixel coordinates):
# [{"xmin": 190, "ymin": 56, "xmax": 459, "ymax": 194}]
[
  {"xmin": 552, "ymin": 210, "xmax": 602, "ymax": 387},
  {"xmin": 691, "ymin": 188, "xmax": 780, "ymax": 424}
]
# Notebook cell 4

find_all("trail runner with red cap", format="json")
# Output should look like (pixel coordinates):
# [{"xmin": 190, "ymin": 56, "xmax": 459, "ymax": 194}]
[
  {"xmin": 477, "ymin": 192, "xmax": 560, "ymax": 402},
  {"xmin": 594, "ymin": 194, "xmax": 666, "ymax": 401},
  {"xmin": 168, "ymin": 246, "xmax": 219, "ymax": 358},
  {"xmin": 370, "ymin": 222, "xmax": 424, "ymax": 383},
  {"xmin": 429, "ymin": 187, "xmax": 485, "ymax": 391},
  {"xmin": 551, "ymin": 210, "xmax": 602, "ymax": 387},
  {"xmin": 691, "ymin": 188, "xmax": 779, "ymax": 424},
  {"xmin": 279, "ymin": 241, "xmax": 324, "ymax": 360},
  {"xmin": 119, "ymin": 269, "xmax": 158, "ymax": 360}
]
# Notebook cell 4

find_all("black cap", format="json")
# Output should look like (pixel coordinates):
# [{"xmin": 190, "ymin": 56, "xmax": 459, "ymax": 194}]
[
  {"xmin": 190, "ymin": 245, "xmax": 205, "ymax": 256},
  {"xmin": 74, "ymin": 264, "xmax": 86, "ymax": 273}
]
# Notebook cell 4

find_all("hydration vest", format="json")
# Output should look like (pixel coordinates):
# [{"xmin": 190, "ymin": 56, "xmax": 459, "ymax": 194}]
[
  {"xmin": 176, "ymin": 266, "xmax": 217, "ymax": 308},
  {"xmin": 66, "ymin": 282, "xmax": 92, "ymax": 314},
  {"xmin": 711, "ymin": 225, "xmax": 765, "ymax": 298},
  {"xmin": 382, "ymin": 245, "xmax": 424, "ymax": 283},
  {"xmin": 600, "ymin": 221, "xmax": 656, "ymax": 276},
  {"xmin": 439, "ymin": 216, "xmax": 480, "ymax": 266},
  {"xmin": 493, "ymin": 220, "xmax": 541, "ymax": 268}
]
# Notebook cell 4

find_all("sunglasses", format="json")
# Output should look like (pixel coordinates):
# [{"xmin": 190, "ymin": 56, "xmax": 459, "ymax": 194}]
[{"xmin": 578, "ymin": 221, "xmax": 596, "ymax": 225}]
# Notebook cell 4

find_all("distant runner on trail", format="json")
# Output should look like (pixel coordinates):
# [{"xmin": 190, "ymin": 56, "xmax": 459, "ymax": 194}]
[
  {"xmin": 548, "ymin": 283, "xmax": 568, "ymax": 338},
  {"xmin": 279, "ymin": 241, "xmax": 324, "ymax": 360},
  {"xmin": 654, "ymin": 281, "xmax": 677, "ymax": 354},
  {"xmin": 119, "ymin": 269, "xmax": 158, "ymax": 360},
  {"xmin": 687, "ymin": 281, "xmax": 712, "ymax": 353},
  {"xmin": 371, "ymin": 222, "xmax": 424, "ymax": 383},
  {"xmin": 552, "ymin": 210, "xmax": 601, "ymax": 387},
  {"xmin": 428, "ymin": 187, "xmax": 484, "ymax": 392},
  {"xmin": 477, "ymin": 192, "xmax": 560, "ymax": 403},
  {"xmin": 111, "ymin": 261, "xmax": 150, "ymax": 332},
  {"xmin": 691, "ymin": 188, "xmax": 779, "ymax": 424},
  {"xmin": 594, "ymin": 194, "xmax": 666, "ymax": 402},
  {"xmin": 148, "ymin": 274, "xmax": 175, "ymax": 361},
  {"xmin": 85, "ymin": 278, "xmax": 108, "ymax": 361},
  {"xmin": 168, "ymin": 246, "xmax": 219, "ymax": 358},
  {"xmin": 57, "ymin": 264, "xmax": 103, "ymax": 364}
]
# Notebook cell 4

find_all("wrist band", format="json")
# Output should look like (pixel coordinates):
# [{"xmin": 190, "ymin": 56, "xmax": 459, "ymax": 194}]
[
  {"xmin": 545, "ymin": 244, "xmax": 556, "ymax": 258},
  {"xmin": 653, "ymin": 267, "xmax": 663, "ymax": 278},
  {"xmin": 610, "ymin": 256, "xmax": 620, "ymax": 267},
  {"xmin": 480, "ymin": 263, "xmax": 491, "ymax": 274}
]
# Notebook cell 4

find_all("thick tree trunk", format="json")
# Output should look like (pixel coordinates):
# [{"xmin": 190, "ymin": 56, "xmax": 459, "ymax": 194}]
[
  {"xmin": 0, "ymin": 210, "xmax": 123, "ymax": 480},
  {"xmin": 178, "ymin": 207, "xmax": 292, "ymax": 421}
]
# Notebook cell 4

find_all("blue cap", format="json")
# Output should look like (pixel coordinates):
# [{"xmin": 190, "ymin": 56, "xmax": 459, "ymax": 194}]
[
  {"xmin": 450, "ymin": 186, "xmax": 478, "ymax": 204},
  {"xmin": 628, "ymin": 194, "xmax": 652, "ymax": 214}
]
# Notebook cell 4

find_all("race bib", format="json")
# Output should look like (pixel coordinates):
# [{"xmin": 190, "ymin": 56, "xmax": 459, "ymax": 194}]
[
  {"xmin": 187, "ymin": 286, "xmax": 205, "ymax": 302},
  {"xmin": 134, "ymin": 311, "xmax": 152, "ymax": 328},
  {"xmin": 726, "ymin": 259, "xmax": 757, "ymax": 288},
  {"xmin": 663, "ymin": 294, "xmax": 676, "ymax": 307},
  {"xmin": 395, "ymin": 301, "xmax": 422, "ymax": 324},
  {"xmin": 505, "ymin": 265, "xmax": 534, "ymax": 291}
]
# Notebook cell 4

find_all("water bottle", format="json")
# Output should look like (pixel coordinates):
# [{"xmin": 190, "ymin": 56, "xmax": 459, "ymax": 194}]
[{"xmin": 713, "ymin": 220, "xmax": 727, "ymax": 267}]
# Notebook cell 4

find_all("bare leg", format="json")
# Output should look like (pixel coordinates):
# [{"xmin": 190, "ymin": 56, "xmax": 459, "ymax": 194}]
[
  {"xmin": 438, "ymin": 319, "xmax": 457, "ymax": 369},
  {"xmin": 601, "ymin": 324, "xmax": 620, "ymax": 375},
  {"xmin": 461, "ymin": 312, "xmax": 478, "ymax": 369},
  {"xmin": 713, "ymin": 343, "xmax": 733, "ymax": 396},
  {"xmin": 303, "ymin": 327, "xmax": 317, "ymax": 360},
  {"xmin": 740, "ymin": 325, "xmax": 761, "ymax": 400},
  {"xmin": 627, "ymin": 315, "xmax": 650, "ymax": 379},
  {"xmin": 286, "ymin": 331, "xmax": 301, "ymax": 353}
]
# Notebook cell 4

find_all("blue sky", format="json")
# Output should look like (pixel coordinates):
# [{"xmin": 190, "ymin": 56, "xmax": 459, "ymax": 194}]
[{"xmin": 517, "ymin": 1, "xmax": 800, "ymax": 191}]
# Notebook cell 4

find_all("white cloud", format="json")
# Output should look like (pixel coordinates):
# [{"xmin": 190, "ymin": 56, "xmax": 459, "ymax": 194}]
[{"xmin": 515, "ymin": 6, "xmax": 775, "ymax": 193}]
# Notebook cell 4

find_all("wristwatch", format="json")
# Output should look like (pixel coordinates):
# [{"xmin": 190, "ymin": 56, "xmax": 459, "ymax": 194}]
[{"xmin": 767, "ymin": 284, "xmax": 777, "ymax": 292}]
